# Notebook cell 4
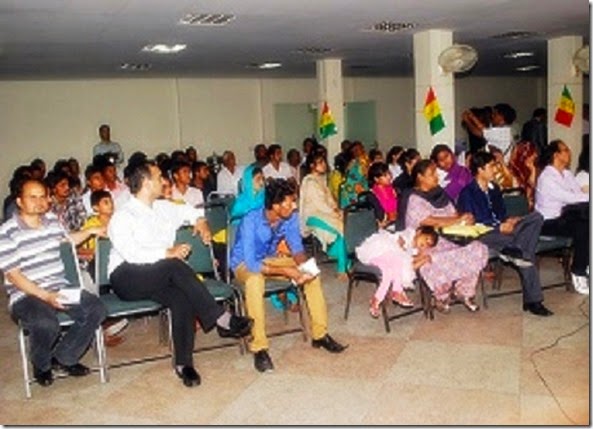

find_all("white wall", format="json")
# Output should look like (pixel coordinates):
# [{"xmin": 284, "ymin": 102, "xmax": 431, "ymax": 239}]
[{"xmin": 0, "ymin": 75, "xmax": 553, "ymax": 203}]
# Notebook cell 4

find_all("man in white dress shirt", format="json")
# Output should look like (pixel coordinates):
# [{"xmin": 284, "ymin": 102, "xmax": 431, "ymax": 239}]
[
  {"xmin": 171, "ymin": 161, "xmax": 204, "ymax": 207},
  {"xmin": 108, "ymin": 160, "xmax": 252, "ymax": 387},
  {"xmin": 216, "ymin": 151, "xmax": 244, "ymax": 196},
  {"xmin": 535, "ymin": 139, "xmax": 589, "ymax": 294},
  {"xmin": 262, "ymin": 144, "xmax": 296, "ymax": 185}
]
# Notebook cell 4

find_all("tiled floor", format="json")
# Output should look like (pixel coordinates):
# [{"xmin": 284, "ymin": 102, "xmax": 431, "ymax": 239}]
[{"xmin": 0, "ymin": 257, "xmax": 589, "ymax": 425}]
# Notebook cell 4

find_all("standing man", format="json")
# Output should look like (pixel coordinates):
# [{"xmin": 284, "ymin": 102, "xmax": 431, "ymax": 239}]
[
  {"xmin": 458, "ymin": 152, "xmax": 552, "ymax": 316},
  {"xmin": 0, "ymin": 179, "xmax": 106, "ymax": 386},
  {"xmin": 535, "ymin": 140, "xmax": 590, "ymax": 294},
  {"xmin": 231, "ymin": 179, "xmax": 347, "ymax": 373},
  {"xmin": 108, "ymin": 160, "xmax": 253, "ymax": 387},
  {"xmin": 93, "ymin": 124, "xmax": 125, "ymax": 169}
]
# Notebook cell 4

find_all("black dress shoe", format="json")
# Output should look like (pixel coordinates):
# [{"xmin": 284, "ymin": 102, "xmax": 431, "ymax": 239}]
[
  {"xmin": 175, "ymin": 366, "xmax": 201, "ymax": 387},
  {"xmin": 51, "ymin": 358, "xmax": 90, "ymax": 376},
  {"xmin": 311, "ymin": 334, "xmax": 348, "ymax": 353},
  {"xmin": 253, "ymin": 350, "xmax": 274, "ymax": 373},
  {"xmin": 523, "ymin": 302, "xmax": 554, "ymax": 317},
  {"xmin": 217, "ymin": 315, "xmax": 254, "ymax": 338},
  {"xmin": 33, "ymin": 367, "xmax": 53, "ymax": 386}
]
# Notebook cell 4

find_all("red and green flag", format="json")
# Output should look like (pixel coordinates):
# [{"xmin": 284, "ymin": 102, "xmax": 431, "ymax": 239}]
[
  {"xmin": 423, "ymin": 86, "xmax": 445, "ymax": 136},
  {"xmin": 554, "ymin": 85, "xmax": 575, "ymax": 127},
  {"xmin": 319, "ymin": 101, "xmax": 338, "ymax": 139}
]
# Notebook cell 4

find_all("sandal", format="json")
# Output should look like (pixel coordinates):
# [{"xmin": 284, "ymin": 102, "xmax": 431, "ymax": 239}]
[
  {"xmin": 463, "ymin": 297, "xmax": 480, "ymax": 312},
  {"xmin": 434, "ymin": 299, "xmax": 450, "ymax": 313},
  {"xmin": 391, "ymin": 291, "xmax": 414, "ymax": 308},
  {"xmin": 369, "ymin": 297, "xmax": 381, "ymax": 318}
]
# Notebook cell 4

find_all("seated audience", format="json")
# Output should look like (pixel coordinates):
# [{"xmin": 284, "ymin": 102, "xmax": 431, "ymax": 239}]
[
  {"xmin": 488, "ymin": 145, "xmax": 515, "ymax": 190},
  {"xmin": 171, "ymin": 161, "xmax": 203, "ymax": 207},
  {"xmin": 339, "ymin": 140, "xmax": 370, "ymax": 208},
  {"xmin": 405, "ymin": 160, "xmax": 488, "ymax": 312},
  {"xmin": 191, "ymin": 160, "xmax": 215, "ymax": 201},
  {"xmin": 575, "ymin": 135, "xmax": 589, "ymax": 193},
  {"xmin": 386, "ymin": 145, "xmax": 404, "ymax": 179},
  {"xmin": 216, "ymin": 150, "xmax": 244, "ymax": 196},
  {"xmin": 253, "ymin": 143, "xmax": 268, "ymax": 168},
  {"xmin": 108, "ymin": 160, "xmax": 253, "ymax": 387},
  {"xmin": 262, "ymin": 144, "xmax": 295, "ymax": 184},
  {"xmin": 46, "ymin": 170, "xmax": 87, "ymax": 232},
  {"xmin": 535, "ymin": 140, "xmax": 590, "ymax": 294},
  {"xmin": 0, "ymin": 179, "xmax": 106, "ymax": 387},
  {"xmin": 3, "ymin": 165, "xmax": 33, "ymax": 221},
  {"xmin": 458, "ymin": 152, "xmax": 552, "ymax": 316},
  {"xmin": 509, "ymin": 140, "xmax": 539, "ymax": 211},
  {"xmin": 230, "ymin": 179, "xmax": 347, "ymax": 373},
  {"xmin": 430, "ymin": 144, "xmax": 473, "ymax": 203},
  {"xmin": 286, "ymin": 148, "xmax": 303, "ymax": 184},
  {"xmin": 367, "ymin": 162, "xmax": 398, "ymax": 228},
  {"xmin": 229, "ymin": 165, "xmax": 265, "ymax": 225}
]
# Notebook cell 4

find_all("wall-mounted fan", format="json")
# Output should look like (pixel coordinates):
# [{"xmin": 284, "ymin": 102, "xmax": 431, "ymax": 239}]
[
  {"xmin": 438, "ymin": 44, "xmax": 478, "ymax": 74},
  {"xmin": 573, "ymin": 45, "xmax": 589, "ymax": 74}
]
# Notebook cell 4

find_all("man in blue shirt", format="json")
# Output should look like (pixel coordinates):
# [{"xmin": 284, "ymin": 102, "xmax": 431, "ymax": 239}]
[
  {"xmin": 458, "ymin": 152, "xmax": 552, "ymax": 317},
  {"xmin": 231, "ymin": 179, "xmax": 347, "ymax": 372}
]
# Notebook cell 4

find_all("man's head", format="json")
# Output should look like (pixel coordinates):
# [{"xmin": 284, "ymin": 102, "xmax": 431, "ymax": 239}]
[
  {"xmin": 99, "ymin": 124, "xmax": 111, "ymax": 142},
  {"xmin": 192, "ymin": 161, "xmax": 210, "ymax": 183},
  {"xmin": 302, "ymin": 137, "xmax": 316, "ymax": 155},
  {"xmin": 30, "ymin": 158, "xmax": 46, "ymax": 179},
  {"xmin": 17, "ymin": 179, "xmax": 50, "ymax": 217},
  {"xmin": 267, "ymin": 144, "xmax": 283, "ymax": 164},
  {"xmin": 171, "ymin": 161, "xmax": 192, "ymax": 186},
  {"xmin": 533, "ymin": 108, "xmax": 546, "ymax": 122},
  {"xmin": 222, "ymin": 151, "xmax": 236, "ymax": 170},
  {"xmin": 90, "ymin": 190, "xmax": 114, "ymax": 217},
  {"xmin": 469, "ymin": 151, "xmax": 496, "ymax": 181},
  {"xmin": 85, "ymin": 164, "xmax": 106, "ymax": 192},
  {"xmin": 286, "ymin": 148, "xmax": 301, "ymax": 168},
  {"xmin": 544, "ymin": 139, "xmax": 571, "ymax": 169},
  {"xmin": 430, "ymin": 144, "xmax": 455, "ymax": 172},
  {"xmin": 264, "ymin": 179, "xmax": 296, "ymax": 220},
  {"xmin": 185, "ymin": 146, "xmax": 198, "ymax": 163},
  {"xmin": 254, "ymin": 144, "xmax": 268, "ymax": 164},
  {"xmin": 45, "ymin": 171, "xmax": 70, "ymax": 201},
  {"xmin": 127, "ymin": 160, "xmax": 162, "ymax": 199}
]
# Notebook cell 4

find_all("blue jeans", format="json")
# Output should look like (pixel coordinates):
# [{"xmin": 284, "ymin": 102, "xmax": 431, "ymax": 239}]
[{"xmin": 11, "ymin": 290, "xmax": 106, "ymax": 371}]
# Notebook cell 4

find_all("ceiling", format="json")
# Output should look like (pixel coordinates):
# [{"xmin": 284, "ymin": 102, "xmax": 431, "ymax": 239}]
[{"xmin": 0, "ymin": 0, "xmax": 590, "ymax": 79}]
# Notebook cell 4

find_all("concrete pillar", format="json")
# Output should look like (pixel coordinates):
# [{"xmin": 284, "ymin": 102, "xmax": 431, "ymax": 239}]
[
  {"xmin": 316, "ymin": 58, "xmax": 344, "ymax": 161},
  {"xmin": 548, "ymin": 36, "xmax": 584, "ymax": 170},
  {"xmin": 413, "ymin": 30, "xmax": 455, "ymax": 157}
]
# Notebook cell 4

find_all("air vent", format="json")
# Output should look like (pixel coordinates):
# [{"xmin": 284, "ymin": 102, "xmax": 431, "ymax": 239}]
[
  {"xmin": 179, "ymin": 13, "xmax": 235, "ymax": 26},
  {"xmin": 516, "ymin": 65, "xmax": 540, "ymax": 72},
  {"xmin": 503, "ymin": 51, "xmax": 534, "ymax": 59},
  {"xmin": 119, "ymin": 63, "xmax": 152, "ymax": 71},
  {"xmin": 294, "ymin": 47, "xmax": 333, "ymax": 55},
  {"xmin": 492, "ymin": 31, "xmax": 537, "ymax": 40},
  {"xmin": 363, "ymin": 21, "xmax": 417, "ymax": 33}
]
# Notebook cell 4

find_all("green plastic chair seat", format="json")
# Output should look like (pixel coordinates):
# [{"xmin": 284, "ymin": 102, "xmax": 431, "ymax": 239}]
[
  {"xmin": 536, "ymin": 235, "xmax": 573, "ymax": 253},
  {"xmin": 99, "ymin": 293, "xmax": 163, "ymax": 318}
]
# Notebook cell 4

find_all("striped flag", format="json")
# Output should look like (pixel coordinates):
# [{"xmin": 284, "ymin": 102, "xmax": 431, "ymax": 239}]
[
  {"xmin": 554, "ymin": 85, "xmax": 575, "ymax": 127},
  {"xmin": 423, "ymin": 87, "xmax": 445, "ymax": 135},
  {"xmin": 319, "ymin": 101, "xmax": 338, "ymax": 139}
]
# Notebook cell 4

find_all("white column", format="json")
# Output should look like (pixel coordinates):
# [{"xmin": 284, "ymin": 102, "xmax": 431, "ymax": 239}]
[
  {"xmin": 413, "ymin": 30, "xmax": 455, "ymax": 157},
  {"xmin": 317, "ymin": 58, "xmax": 344, "ymax": 161},
  {"xmin": 548, "ymin": 36, "xmax": 584, "ymax": 170}
]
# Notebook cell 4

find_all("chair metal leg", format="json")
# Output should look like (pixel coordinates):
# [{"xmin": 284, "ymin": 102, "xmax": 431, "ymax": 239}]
[
  {"xmin": 380, "ymin": 301, "xmax": 391, "ymax": 333},
  {"xmin": 344, "ymin": 277, "xmax": 354, "ymax": 320},
  {"xmin": 95, "ymin": 326, "xmax": 108, "ymax": 383},
  {"xmin": 480, "ymin": 271, "xmax": 488, "ymax": 309},
  {"xmin": 18, "ymin": 327, "xmax": 32, "ymax": 399},
  {"xmin": 296, "ymin": 287, "xmax": 308, "ymax": 342}
]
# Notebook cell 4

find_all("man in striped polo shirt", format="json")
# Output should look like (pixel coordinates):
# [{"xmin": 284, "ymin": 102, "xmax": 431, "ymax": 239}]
[{"xmin": 0, "ymin": 179, "xmax": 106, "ymax": 387}]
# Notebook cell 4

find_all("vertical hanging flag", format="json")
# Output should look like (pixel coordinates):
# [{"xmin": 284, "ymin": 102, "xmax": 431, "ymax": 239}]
[
  {"xmin": 319, "ymin": 101, "xmax": 338, "ymax": 139},
  {"xmin": 554, "ymin": 85, "xmax": 575, "ymax": 127},
  {"xmin": 423, "ymin": 86, "xmax": 446, "ymax": 135}
]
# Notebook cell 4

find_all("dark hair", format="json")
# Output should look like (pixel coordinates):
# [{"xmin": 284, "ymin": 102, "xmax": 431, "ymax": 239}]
[
  {"xmin": 411, "ymin": 159, "xmax": 434, "ymax": 184},
  {"xmin": 128, "ymin": 151, "xmax": 148, "ymax": 168},
  {"xmin": 264, "ymin": 179, "xmax": 294, "ymax": 210},
  {"xmin": 368, "ymin": 148, "xmax": 383, "ymax": 161},
  {"xmin": 398, "ymin": 148, "xmax": 420, "ymax": 169},
  {"xmin": 469, "ymin": 151, "xmax": 495, "ymax": 176},
  {"xmin": 171, "ymin": 160, "xmax": 191, "ymax": 177},
  {"xmin": 90, "ymin": 189, "xmax": 112, "ymax": 207},
  {"xmin": 192, "ymin": 160, "xmax": 208, "ymax": 173},
  {"xmin": 93, "ymin": 154, "xmax": 115, "ymax": 172},
  {"xmin": 532, "ymin": 108, "xmax": 546, "ymax": 119},
  {"xmin": 305, "ymin": 151, "xmax": 326, "ymax": 172},
  {"xmin": 386, "ymin": 145, "xmax": 404, "ymax": 164},
  {"xmin": 367, "ymin": 162, "xmax": 390, "ymax": 187},
  {"xmin": 430, "ymin": 144, "xmax": 452, "ymax": 163},
  {"xmin": 127, "ymin": 160, "xmax": 156, "ymax": 194},
  {"xmin": 170, "ymin": 150, "xmax": 187, "ymax": 163},
  {"xmin": 99, "ymin": 124, "xmax": 110, "ymax": 132},
  {"xmin": 493, "ymin": 103, "xmax": 517, "ymax": 125},
  {"xmin": 287, "ymin": 148, "xmax": 300, "ymax": 161},
  {"xmin": 541, "ymin": 139, "xmax": 564, "ymax": 167},
  {"xmin": 52, "ymin": 159, "xmax": 71, "ymax": 176},
  {"xmin": 267, "ymin": 144, "xmax": 282, "ymax": 159},
  {"xmin": 302, "ymin": 137, "xmax": 317, "ymax": 151},
  {"xmin": 9, "ymin": 165, "xmax": 33, "ymax": 196},
  {"xmin": 84, "ymin": 164, "xmax": 103, "ymax": 181},
  {"xmin": 30, "ymin": 158, "xmax": 46, "ymax": 170},
  {"xmin": 416, "ymin": 225, "xmax": 439, "ymax": 246},
  {"xmin": 45, "ymin": 170, "xmax": 70, "ymax": 190},
  {"xmin": 17, "ymin": 178, "xmax": 47, "ymax": 198}
]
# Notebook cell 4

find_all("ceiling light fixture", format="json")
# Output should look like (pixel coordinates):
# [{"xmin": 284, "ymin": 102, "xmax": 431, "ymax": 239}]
[
  {"xmin": 503, "ymin": 51, "xmax": 534, "ymax": 59},
  {"xmin": 516, "ymin": 65, "xmax": 540, "ymax": 72},
  {"xmin": 179, "ymin": 13, "xmax": 235, "ymax": 26},
  {"xmin": 364, "ymin": 21, "xmax": 417, "ymax": 33},
  {"xmin": 254, "ymin": 62, "xmax": 282, "ymax": 70},
  {"xmin": 294, "ymin": 47, "xmax": 333, "ymax": 55},
  {"xmin": 119, "ymin": 63, "xmax": 152, "ymax": 71},
  {"xmin": 492, "ymin": 30, "xmax": 537, "ymax": 40},
  {"xmin": 142, "ymin": 44, "xmax": 186, "ymax": 54}
]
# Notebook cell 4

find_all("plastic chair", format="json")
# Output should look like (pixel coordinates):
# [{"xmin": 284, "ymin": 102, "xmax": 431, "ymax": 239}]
[{"xmin": 17, "ymin": 240, "xmax": 106, "ymax": 398}]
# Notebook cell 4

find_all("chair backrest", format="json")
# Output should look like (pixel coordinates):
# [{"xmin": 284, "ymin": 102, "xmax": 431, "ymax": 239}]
[
  {"xmin": 205, "ymin": 201, "xmax": 229, "ymax": 235},
  {"xmin": 95, "ymin": 237, "xmax": 112, "ymax": 287},
  {"xmin": 343, "ymin": 204, "xmax": 378, "ymax": 256},
  {"xmin": 502, "ymin": 191, "xmax": 529, "ymax": 217},
  {"xmin": 59, "ymin": 240, "xmax": 83, "ymax": 289},
  {"xmin": 175, "ymin": 227, "xmax": 219, "ymax": 279}
]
